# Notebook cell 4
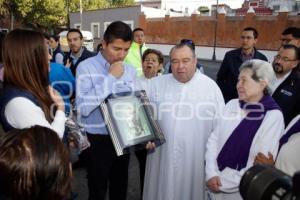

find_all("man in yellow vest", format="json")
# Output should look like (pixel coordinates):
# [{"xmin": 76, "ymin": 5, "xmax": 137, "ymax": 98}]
[{"xmin": 125, "ymin": 28, "xmax": 148, "ymax": 76}]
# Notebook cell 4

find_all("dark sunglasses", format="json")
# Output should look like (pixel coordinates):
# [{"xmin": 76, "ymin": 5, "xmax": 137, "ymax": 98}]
[{"xmin": 181, "ymin": 39, "xmax": 194, "ymax": 45}]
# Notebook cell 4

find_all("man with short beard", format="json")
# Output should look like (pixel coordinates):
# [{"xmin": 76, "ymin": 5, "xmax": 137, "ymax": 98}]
[
  {"xmin": 254, "ymin": 45, "xmax": 300, "ymax": 172},
  {"xmin": 63, "ymin": 29, "xmax": 95, "ymax": 76},
  {"xmin": 271, "ymin": 44, "xmax": 300, "ymax": 126},
  {"xmin": 216, "ymin": 27, "xmax": 268, "ymax": 103}
]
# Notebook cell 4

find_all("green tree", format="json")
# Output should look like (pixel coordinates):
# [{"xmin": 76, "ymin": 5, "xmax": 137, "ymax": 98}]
[
  {"xmin": 198, "ymin": 6, "xmax": 209, "ymax": 14},
  {"xmin": 15, "ymin": 0, "xmax": 66, "ymax": 30},
  {"xmin": 68, "ymin": 0, "xmax": 134, "ymax": 12},
  {"xmin": 0, "ymin": 0, "xmax": 135, "ymax": 30},
  {"xmin": 0, "ymin": 0, "xmax": 8, "ymax": 17},
  {"xmin": 0, "ymin": 1, "xmax": 18, "ymax": 19},
  {"xmin": 0, "ymin": 0, "xmax": 67, "ymax": 30},
  {"xmin": 110, "ymin": 0, "xmax": 134, "ymax": 7},
  {"xmin": 68, "ymin": 0, "xmax": 108, "ymax": 12}
]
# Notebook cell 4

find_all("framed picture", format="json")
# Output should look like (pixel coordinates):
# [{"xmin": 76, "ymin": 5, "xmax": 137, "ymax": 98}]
[{"xmin": 100, "ymin": 90, "xmax": 165, "ymax": 156}]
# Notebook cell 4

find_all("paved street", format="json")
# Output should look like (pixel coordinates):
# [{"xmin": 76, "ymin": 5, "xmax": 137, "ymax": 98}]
[{"xmin": 72, "ymin": 59, "xmax": 222, "ymax": 200}]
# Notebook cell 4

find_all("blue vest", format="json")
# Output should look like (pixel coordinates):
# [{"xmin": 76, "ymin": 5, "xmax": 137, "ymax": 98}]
[
  {"xmin": 50, "ymin": 45, "xmax": 64, "ymax": 63},
  {"xmin": 0, "ymin": 86, "xmax": 40, "ymax": 132}
]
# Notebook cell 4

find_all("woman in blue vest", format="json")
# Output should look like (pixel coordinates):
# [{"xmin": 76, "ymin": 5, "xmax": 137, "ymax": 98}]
[
  {"xmin": 205, "ymin": 59, "xmax": 285, "ymax": 200},
  {"xmin": 49, "ymin": 34, "xmax": 64, "ymax": 65},
  {"xmin": 0, "ymin": 29, "xmax": 66, "ymax": 138}
]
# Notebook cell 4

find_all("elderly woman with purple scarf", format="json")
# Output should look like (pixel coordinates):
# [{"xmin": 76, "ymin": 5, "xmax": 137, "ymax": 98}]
[{"xmin": 205, "ymin": 59, "xmax": 285, "ymax": 200}]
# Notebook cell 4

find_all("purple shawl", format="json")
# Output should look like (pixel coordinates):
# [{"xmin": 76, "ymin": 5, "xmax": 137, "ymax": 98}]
[
  {"xmin": 217, "ymin": 95, "xmax": 280, "ymax": 171},
  {"xmin": 279, "ymin": 116, "xmax": 300, "ymax": 151}
]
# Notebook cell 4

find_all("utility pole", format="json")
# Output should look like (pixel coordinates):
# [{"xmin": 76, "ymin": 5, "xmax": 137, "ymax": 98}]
[
  {"xmin": 212, "ymin": 0, "xmax": 218, "ymax": 61},
  {"xmin": 80, "ymin": 0, "xmax": 83, "ymax": 30},
  {"xmin": 66, "ymin": 0, "xmax": 70, "ymax": 29}
]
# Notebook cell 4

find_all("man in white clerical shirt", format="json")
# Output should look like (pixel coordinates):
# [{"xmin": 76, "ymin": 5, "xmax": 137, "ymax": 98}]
[{"xmin": 142, "ymin": 43, "xmax": 225, "ymax": 200}]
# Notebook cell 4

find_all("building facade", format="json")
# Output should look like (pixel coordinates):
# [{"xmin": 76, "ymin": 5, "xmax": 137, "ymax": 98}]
[
  {"xmin": 69, "ymin": 5, "xmax": 142, "ymax": 47},
  {"xmin": 211, "ymin": 4, "xmax": 235, "ymax": 16},
  {"xmin": 267, "ymin": 0, "xmax": 300, "ymax": 14},
  {"xmin": 235, "ymin": 0, "xmax": 300, "ymax": 15},
  {"xmin": 135, "ymin": 0, "xmax": 161, "ymax": 9},
  {"xmin": 236, "ymin": 0, "xmax": 273, "ymax": 15}
]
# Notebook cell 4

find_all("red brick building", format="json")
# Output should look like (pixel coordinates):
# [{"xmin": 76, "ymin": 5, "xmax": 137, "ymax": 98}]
[{"xmin": 236, "ymin": 0, "xmax": 273, "ymax": 16}]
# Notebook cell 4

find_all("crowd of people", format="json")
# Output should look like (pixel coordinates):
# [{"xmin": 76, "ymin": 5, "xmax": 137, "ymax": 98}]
[{"xmin": 0, "ymin": 22, "xmax": 299, "ymax": 200}]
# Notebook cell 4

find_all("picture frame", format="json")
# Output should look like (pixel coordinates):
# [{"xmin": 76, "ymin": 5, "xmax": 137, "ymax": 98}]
[{"xmin": 100, "ymin": 90, "xmax": 165, "ymax": 156}]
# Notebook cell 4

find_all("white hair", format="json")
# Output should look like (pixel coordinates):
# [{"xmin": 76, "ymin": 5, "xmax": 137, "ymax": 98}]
[{"xmin": 239, "ymin": 59, "xmax": 276, "ymax": 95}]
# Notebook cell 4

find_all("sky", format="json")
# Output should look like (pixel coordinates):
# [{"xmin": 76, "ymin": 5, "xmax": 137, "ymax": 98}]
[
  {"xmin": 201, "ymin": 0, "xmax": 245, "ymax": 8},
  {"xmin": 161, "ymin": 0, "xmax": 245, "ymax": 11}
]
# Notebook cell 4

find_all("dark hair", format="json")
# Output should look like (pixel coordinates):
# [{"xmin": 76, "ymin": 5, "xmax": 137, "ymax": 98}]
[
  {"xmin": 3, "ymin": 29, "xmax": 53, "ymax": 121},
  {"xmin": 282, "ymin": 27, "xmax": 300, "ymax": 39},
  {"xmin": 43, "ymin": 32, "xmax": 50, "ymax": 40},
  {"xmin": 67, "ymin": 28, "xmax": 83, "ymax": 39},
  {"xmin": 50, "ymin": 34, "xmax": 60, "ymax": 42},
  {"xmin": 142, "ymin": 49, "xmax": 164, "ymax": 64},
  {"xmin": 103, "ymin": 21, "xmax": 133, "ymax": 44},
  {"xmin": 96, "ymin": 43, "xmax": 103, "ymax": 52},
  {"xmin": 243, "ymin": 27, "xmax": 258, "ymax": 39},
  {"xmin": 0, "ymin": 126, "xmax": 71, "ymax": 200},
  {"xmin": 180, "ymin": 39, "xmax": 195, "ymax": 51},
  {"xmin": 133, "ymin": 28, "xmax": 144, "ymax": 34},
  {"xmin": 0, "ymin": 32, "xmax": 5, "ymax": 63},
  {"xmin": 169, "ymin": 43, "xmax": 196, "ymax": 58},
  {"xmin": 281, "ymin": 44, "xmax": 300, "ymax": 60}
]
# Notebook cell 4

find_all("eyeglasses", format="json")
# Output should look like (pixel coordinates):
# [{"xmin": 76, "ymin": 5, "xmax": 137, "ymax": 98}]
[
  {"xmin": 241, "ymin": 36, "xmax": 254, "ymax": 40},
  {"xmin": 280, "ymin": 38, "xmax": 293, "ymax": 43},
  {"xmin": 274, "ymin": 55, "xmax": 297, "ymax": 62}
]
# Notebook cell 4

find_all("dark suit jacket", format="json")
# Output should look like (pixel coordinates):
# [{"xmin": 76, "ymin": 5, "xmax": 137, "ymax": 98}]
[
  {"xmin": 272, "ymin": 68, "xmax": 300, "ymax": 126},
  {"xmin": 216, "ymin": 48, "xmax": 268, "ymax": 103}
]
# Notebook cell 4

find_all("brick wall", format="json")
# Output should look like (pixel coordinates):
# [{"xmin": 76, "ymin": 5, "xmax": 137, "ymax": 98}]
[{"xmin": 139, "ymin": 12, "xmax": 300, "ymax": 51}]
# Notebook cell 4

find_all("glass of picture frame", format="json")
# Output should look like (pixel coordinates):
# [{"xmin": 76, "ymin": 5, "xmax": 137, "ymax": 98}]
[{"xmin": 100, "ymin": 90, "xmax": 165, "ymax": 156}]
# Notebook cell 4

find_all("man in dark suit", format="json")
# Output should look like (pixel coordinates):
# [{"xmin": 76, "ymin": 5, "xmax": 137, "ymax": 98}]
[
  {"xmin": 216, "ymin": 27, "xmax": 268, "ymax": 103},
  {"xmin": 271, "ymin": 44, "xmax": 300, "ymax": 126}
]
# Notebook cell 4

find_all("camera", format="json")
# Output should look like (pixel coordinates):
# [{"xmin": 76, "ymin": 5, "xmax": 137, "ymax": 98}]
[{"xmin": 239, "ymin": 165, "xmax": 300, "ymax": 200}]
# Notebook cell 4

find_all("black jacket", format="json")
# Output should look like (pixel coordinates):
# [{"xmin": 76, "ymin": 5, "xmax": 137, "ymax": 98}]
[
  {"xmin": 216, "ymin": 48, "xmax": 268, "ymax": 103},
  {"xmin": 63, "ymin": 47, "xmax": 96, "ymax": 76},
  {"xmin": 272, "ymin": 68, "xmax": 300, "ymax": 126}
]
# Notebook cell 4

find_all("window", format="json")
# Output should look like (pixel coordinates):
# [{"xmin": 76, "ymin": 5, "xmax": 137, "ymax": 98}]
[
  {"xmin": 250, "ymin": 2, "xmax": 258, "ymax": 7},
  {"xmin": 91, "ymin": 23, "xmax": 100, "ymax": 38},
  {"xmin": 185, "ymin": 7, "xmax": 189, "ymax": 13},
  {"xmin": 103, "ymin": 22, "xmax": 111, "ymax": 33},
  {"xmin": 123, "ymin": 20, "xmax": 134, "ymax": 30},
  {"xmin": 74, "ymin": 23, "xmax": 81, "ymax": 30},
  {"xmin": 273, "ymin": 5, "xmax": 280, "ymax": 11}
]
